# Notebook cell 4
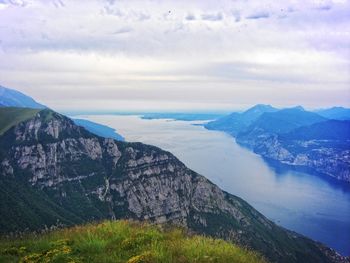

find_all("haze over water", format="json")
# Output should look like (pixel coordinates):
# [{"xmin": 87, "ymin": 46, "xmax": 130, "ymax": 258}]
[{"xmin": 77, "ymin": 115, "xmax": 350, "ymax": 255}]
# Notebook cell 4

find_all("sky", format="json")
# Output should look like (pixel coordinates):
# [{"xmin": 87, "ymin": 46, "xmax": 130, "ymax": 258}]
[{"xmin": 0, "ymin": 0, "xmax": 349, "ymax": 111}]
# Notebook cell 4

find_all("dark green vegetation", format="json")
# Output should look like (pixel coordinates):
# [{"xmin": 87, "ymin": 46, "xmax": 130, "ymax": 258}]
[
  {"xmin": 0, "ymin": 86, "xmax": 46, "ymax": 109},
  {"xmin": 0, "ymin": 220, "xmax": 267, "ymax": 263},
  {"xmin": 205, "ymin": 105, "xmax": 350, "ymax": 183},
  {"xmin": 0, "ymin": 107, "xmax": 40, "ymax": 135},
  {"xmin": 0, "ymin": 107, "xmax": 348, "ymax": 262},
  {"xmin": 73, "ymin": 118, "xmax": 124, "ymax": 141}
]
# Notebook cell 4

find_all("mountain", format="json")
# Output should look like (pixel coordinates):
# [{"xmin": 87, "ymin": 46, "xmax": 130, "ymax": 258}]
[
  {"xmin": 0, "ymin": 85, "xmax": 46, "ymax": 109},
  {"xmin": 205, "ymin": 104, "xmax": 278, "ymax": 136},
  {"xmin": 250, "ymin": 121, "xmax": 350, "ymax": 183},
  {"xmin": 73, "ymin": 118, "xmax": 124, "ymax": 141},
  {"xmin": 316, "ymin": 107, "xmax": 350, "ymax": 120},
  {"xmin": 0, "ymin": 220, "xmax": 266, "ymax": 263},
  {"xmin": 205, "ymin": 105, "xmax": 349, "ymax": 182},
  {"xmin": 235, "ymin": 110, "xmax": 349, "ymax": 183},
  {"xmin": 236, "ymin": 108, "xmax": 327, "ymax": 146},
  {"xmin": 282, "ymin": 120, "xmax": 350, "ymax": 141},
  {"xmin": 0, "ymin": 107, "xmax": 346, "ymax": 263}
]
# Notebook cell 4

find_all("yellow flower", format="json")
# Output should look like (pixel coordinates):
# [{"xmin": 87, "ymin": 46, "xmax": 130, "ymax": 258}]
[
  {"xmin": 62, "ymin": 245, "xmax": 72, "ymax": 254},
  {"xmin": 127, "ymin": 251, "xmax": 154, "ymax": 263}
]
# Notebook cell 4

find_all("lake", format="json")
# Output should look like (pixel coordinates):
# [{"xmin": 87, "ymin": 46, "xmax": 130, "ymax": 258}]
[{"xmin": 76, "ymin": 115, "xmax": 350, "ymax": 255}]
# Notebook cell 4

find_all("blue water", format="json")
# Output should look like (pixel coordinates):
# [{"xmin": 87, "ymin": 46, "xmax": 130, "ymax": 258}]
[{"xmin": 77, "ymin": 115, "xmax": 350, "ymax": 255}]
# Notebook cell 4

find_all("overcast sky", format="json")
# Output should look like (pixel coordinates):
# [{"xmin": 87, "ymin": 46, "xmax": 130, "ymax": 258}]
[{"xmin": 0, "ymin": 0, "xmax": 349, "ymax": 111}]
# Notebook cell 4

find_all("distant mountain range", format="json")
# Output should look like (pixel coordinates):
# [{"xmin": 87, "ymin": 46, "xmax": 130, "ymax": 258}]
[
  {"xmin": 205, "ymin": 104, "xmax": 278, "ymax": 136},
  {"xmin": 316, "ymin": 107, "xmax": 350, "ymax": 120},
  {"xmin": 0, "ymin": 85, "xmax": 46, "ymax": 109},
  {"xmin": 236, "ymin": 107, "xmax": 327, "ymax": 141},
  {"xmin": 206, "ymin": 105, "xmax": 350, "ymax": 183}
]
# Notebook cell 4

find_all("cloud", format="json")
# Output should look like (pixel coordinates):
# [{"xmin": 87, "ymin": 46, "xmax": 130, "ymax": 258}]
[
  {"xmin": 6, "ymin": 0, "xmax": 27, "ymax": 7},
  {"xmin": 0, "ymin": 2, "xmax": 8, "ymax": 9},
  {"xmin": 136, "ymin": 12, "xmax": 150, "ymax": 21},
  {"xmin": 201, "ymin": 12, "xmax": 223, "ymax": 21},
  {"xmin": 185, "ymin": 13, "xmax": 196, "ymax": 21},
  {"xmin": 246, "ymin": 12, "xmax": 269, "ymax": 20},
  {"xmin": 314, "ymin": 5, "xmax": 332, "ymax": 11},
  {"xmin": 112, "ymin": 26, "xmax": 133, "ymax": 35},
  {"xmin": 52, "ymin": 0, "xmax": 64, "ymax": 8},
  {"xmin": 105, "ymin": 0, "xmax": 116, "ymax": 5},
  {"xmin": 231, "ymin": 11, "xmax": 241, "ymax": 22},
  {"xmin": 103, "ymin": 5, "xmax": 124, "ymax": 16},
  {"xmin": 0, "ymin": 0, "xmax": 349, "ymax": 110}
]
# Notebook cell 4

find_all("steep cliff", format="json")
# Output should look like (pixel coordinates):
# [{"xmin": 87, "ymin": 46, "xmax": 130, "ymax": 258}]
[
  {"xmin": 237, "ymin": 119, "xmax": 350, "ymax": 183},
  {"xmin": 0, "ymin": 109, "xmax": 347, "ymax": 263}
]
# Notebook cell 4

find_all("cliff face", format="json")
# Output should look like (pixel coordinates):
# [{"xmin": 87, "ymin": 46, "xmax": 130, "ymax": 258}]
[
  {"xmin": 236, "ymin": 127, "xmax": 350, "ymax": 183},
  {"xmin": 0, "ymin": 109, "xmax": 347, "ymax": 263},
  {"xmin": 258, "ymin": 137, "xmax": 350, "ymax": 182}
]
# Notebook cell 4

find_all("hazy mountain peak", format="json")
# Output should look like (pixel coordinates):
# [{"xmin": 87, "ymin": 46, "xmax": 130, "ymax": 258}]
[
  {"xmin": 242, "ymin": 104, "xmax": 278, "ymax": 119},
  {"xmin": 285, "ymin": 105, "xmax": 305, "ymax": 111},
  {"xmin": 245, "ymin": 104, "xmax": 275, "ymax": 113},
  {"xmin": 317, "ymin": 106, "xmax": 350, "ymax": 120},
  {"xmin": 0, "ymin": 85, "xmax": 46, "ymax": 109},
  {"xmin": 205, "ymin": 104, "xmax": 278, "ymax": 136}
]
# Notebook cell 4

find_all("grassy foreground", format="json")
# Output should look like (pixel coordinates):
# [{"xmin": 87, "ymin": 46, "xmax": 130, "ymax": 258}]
[{"xmin": 0, "ymin": 220, "xmax": 267, "ymax": 263}]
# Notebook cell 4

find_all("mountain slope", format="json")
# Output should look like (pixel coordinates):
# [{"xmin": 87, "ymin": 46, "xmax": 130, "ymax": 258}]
[
  {"xmin": 0, "ymin": 107, "xmax": 41, "ymax": 135},
  {"xmin": 73, "ymin": 118, "xmax": 124, "ymax": 141},
  {"xmin": 0, "ymin": 109, "xmax": 347, "ymax": 262},
  {"xmin": 251, "ymin": 120, "xmax": 350, "ymax": 182},
  {"xmin": 236, "ymin": 108, "xmax": 326, "ymax": 149},
  {"xmin": 205, "ymin": 104, "xmax": 278, "ymax": 136},
  {"xmin": 235, "ymin": 110, "xmax": 349, "ymax": 182},
  {"xmin": 282, "ymin": 120, "xmax": 350, "ymax": 141},
  {"xmin": 237, "ymin": 108, "xmax": 326, "ymax": 142},
  {"xmin": 317, "ymin": 107, "xmax": 350, "ymax": 120},
  {"xmin": 0, "ymin": 86, "xmax": 46, "ymax": 109}
]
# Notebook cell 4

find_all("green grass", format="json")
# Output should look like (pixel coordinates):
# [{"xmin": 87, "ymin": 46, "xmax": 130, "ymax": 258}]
[
  {"xmin": 0, "ymin": 107, "xmax": 40, "ymax": 135},
  {"xmin": 0, "ymin": 220, "xmax": 267, "ymax": 263}
]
